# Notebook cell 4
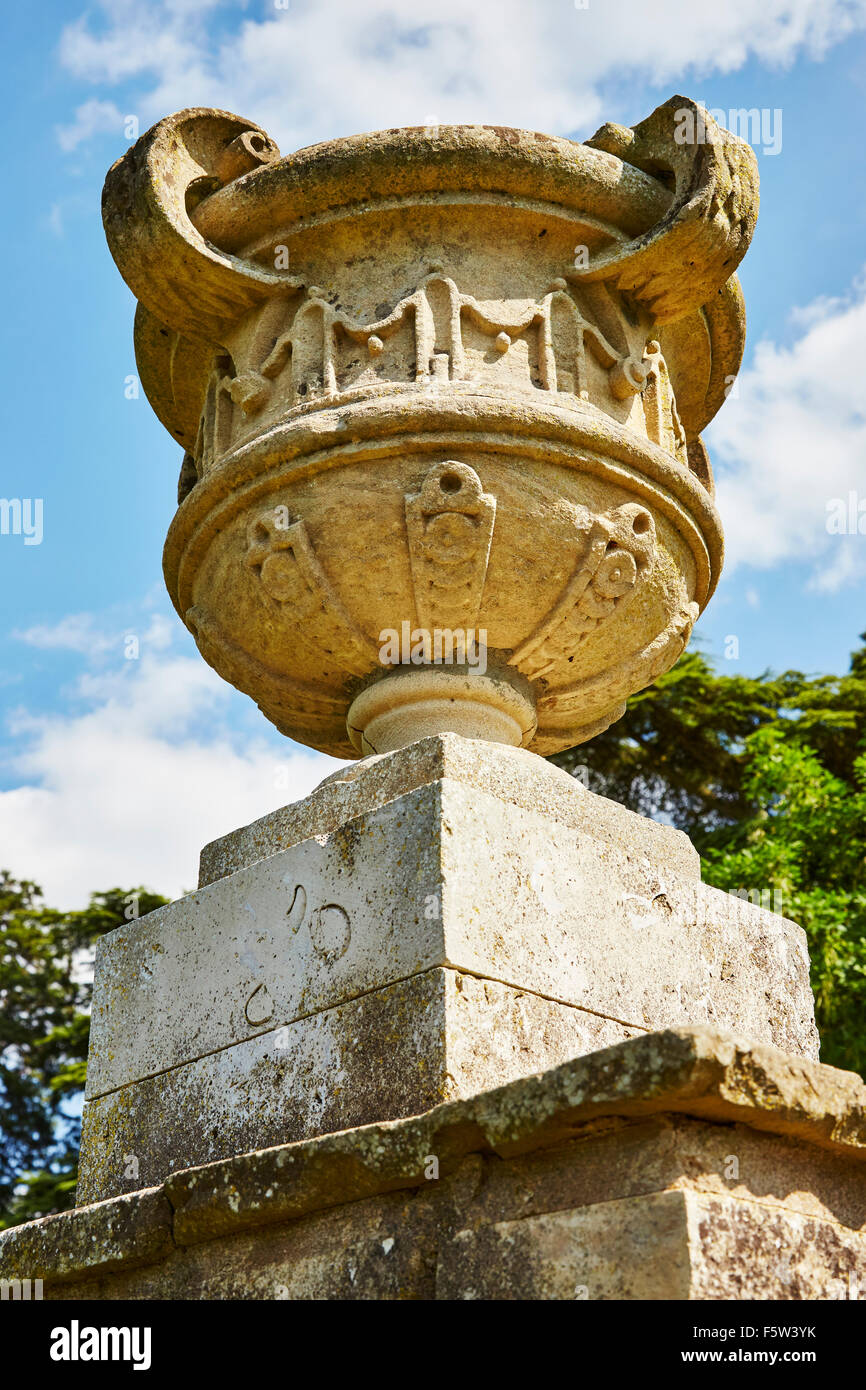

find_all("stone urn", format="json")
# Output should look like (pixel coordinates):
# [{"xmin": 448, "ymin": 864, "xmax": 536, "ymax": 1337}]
[{"xmin": 103, "ymin": 97, "xmax": 757, "ymax": 757}]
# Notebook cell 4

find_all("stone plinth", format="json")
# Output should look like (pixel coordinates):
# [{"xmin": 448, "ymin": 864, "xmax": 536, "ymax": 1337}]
[
  {"xmin": 76, "ymin": 737, "xmax": 817, "ymax": 1204},
  {"xmin": 4, "ymin": 1031, "xmax": 864, "ymax": 1300}
]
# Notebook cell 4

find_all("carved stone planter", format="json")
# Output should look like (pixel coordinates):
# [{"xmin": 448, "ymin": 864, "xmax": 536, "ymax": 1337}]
[{"xmin": 104, "ymin": 98, "xmax": 757, "ymax": 756}]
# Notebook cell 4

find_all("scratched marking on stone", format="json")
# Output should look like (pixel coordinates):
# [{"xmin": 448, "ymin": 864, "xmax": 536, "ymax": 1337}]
[
  {"xmin": 285, "ymin": 881, "xmax": 307, "ymax": 932},
  {"xmin": 244, "ymin": 982, "xmax": 275, "ymax": 1026},
  {"xmin": 310, "ymin": 903, "xmax": 351, "ymax": 962}
]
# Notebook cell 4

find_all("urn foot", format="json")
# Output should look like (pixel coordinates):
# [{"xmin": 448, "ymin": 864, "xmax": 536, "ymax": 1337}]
[{"xmin": 346, "ymin": 666, "xmax": 536, "ymax": 755}]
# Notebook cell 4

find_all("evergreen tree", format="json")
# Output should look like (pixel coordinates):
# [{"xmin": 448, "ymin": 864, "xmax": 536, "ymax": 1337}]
[
  {"xmin": 0, "ymin": 879, "xmax": 167, "ymax": 1227},
  {"xmin": 553, "ymin": 634, "xmax": 866, "ymax": 1073}
]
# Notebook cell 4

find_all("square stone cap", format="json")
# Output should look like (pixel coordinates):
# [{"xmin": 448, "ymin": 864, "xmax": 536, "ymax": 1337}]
[
  {"xmin": 3, "ymin": 1027, "xmax": 864, "ymax": 1284},
  {"xmin": 199, "ymin": 733, "xmax": 699, "ymax": 886}
]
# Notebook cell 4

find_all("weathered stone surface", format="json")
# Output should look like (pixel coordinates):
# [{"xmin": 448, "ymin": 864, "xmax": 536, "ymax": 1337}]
[
  {"xmin": 103, "ymin": 99, "xmax": 757, "ymax": 757},
  {"xmin": 438, "ymin": 1190, "xmax": 695, "ymax": 1300},
  {"xmin": 78, "ymin": 968, "xmax": 638, "ymax": 1202},
  {"xmin": 89, "ymin": 770, "xmax": 814, "ymax": 1103},
  {"xmin": 5, "ymin": 1030, "xmax": 863, "ymax": 1300},
  {"xmin": 78, "ymin": 755, "xmax": 816, "ymax": 1199},
  {"xmin": 686, "ymin": 1193, "xmax": 866, "ymax": 1301},
  {"xmin": 199, "ymin": 733, "xmax": 700, "ymax": 886},
  {"xmin": 439, "ymin": 1190, "xmax": 866, "ymax": 1300},
  {"xmin": 0, "ymin": 1187, "xmax": 173, "ymax": 1287}
]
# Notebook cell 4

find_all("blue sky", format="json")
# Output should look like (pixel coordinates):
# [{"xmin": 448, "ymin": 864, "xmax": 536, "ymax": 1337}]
[{"xmin": 1, "ymin": 0, "xmax": 864, "ymax": 905}]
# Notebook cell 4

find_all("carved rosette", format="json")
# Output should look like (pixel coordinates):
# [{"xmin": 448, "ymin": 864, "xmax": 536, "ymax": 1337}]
[
  {"xmin": 513, "ymin": 503, "xmax": 656, "ymax": 681},
  {"xmin": 103, "ymin": 98, "xmax": 757, "ymax": 757},
  {"xmin": 245, "ymin": 511, "xmax": 378, "ymax": 677}
]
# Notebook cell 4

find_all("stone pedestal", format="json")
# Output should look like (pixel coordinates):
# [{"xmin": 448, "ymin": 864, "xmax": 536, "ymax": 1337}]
[
  {"xmin": 2, "ymin": 742, "xmax": 861, "ymax": 1300},
  {"xmin": 8, "ymin": 97, "xmax": 856, "ymax": 1305},
  {"xmin": 3, "ymin": 1031, "xmax": 864, "ymax": 1300},
  {"xmin": 76, "ymin": 736, "xmax": 817, "ymax": 1204}
]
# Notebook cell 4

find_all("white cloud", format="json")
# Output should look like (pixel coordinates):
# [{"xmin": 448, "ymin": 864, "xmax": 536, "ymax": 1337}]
[
  {"xmin": 15, "ymin": 613, "xmax": 115, "ymax": 656},
  {"xmin": 0, "ymin": 620, "xmax": 345, "ymax": 909},
  {"xmin": 56, "ymin": 97, "xmax": 125, "ymax": 151},
  {"xmin": 708, "ymin": 271, "xmax": 866, "ymax": 591},
  {"xmin": 56, "ymin": 0, "xmax": 866, "ymax": 153},
  {"xmin": 14, "ymin": 611, "xmax": 174, "ymax": 658}
]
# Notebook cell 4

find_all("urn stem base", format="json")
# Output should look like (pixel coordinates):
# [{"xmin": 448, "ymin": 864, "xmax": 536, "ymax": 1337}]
[{"xmin": 346, "ymin": 667, "xmax": 536, "ymax": 756}]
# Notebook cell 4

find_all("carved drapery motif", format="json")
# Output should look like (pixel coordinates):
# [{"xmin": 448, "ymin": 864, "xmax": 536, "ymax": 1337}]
[
  {"xmin": 228, "ymin": 273, "xmax": 650, "ymax": 409},
  {"xmin": 183, "ymin": 289, "xmax": 692, "ymax": 497},
  {"xmin": 194, "ymin": 354, "xmax": 236, "ymax": 476},
  {"xmin": 193, "ymin": 273, "xmax": 675, "ymax": 476},
  {"xmin": 641, "ymin": 341, "xmax": 688, "ymax": 464}
]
